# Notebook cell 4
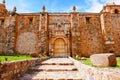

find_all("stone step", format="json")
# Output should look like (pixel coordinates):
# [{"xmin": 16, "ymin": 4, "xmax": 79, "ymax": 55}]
[
  {"xmin": 40, "ymin": 58, "xmax": 74, "ymax": 65},
  {"xmin": 18, "ymin": 58, "xmax": 83, "ymax": 80},
  {"xmin": 41, "ymin": 62, "xmax": 74, "ymax": 65},
  {"xmin": 21, "ymin": 71, "xmax": 82, "ymax": 80},
  {"xmin": 31, "ymin": 65, "xmax": 77, "ymax": 71}
]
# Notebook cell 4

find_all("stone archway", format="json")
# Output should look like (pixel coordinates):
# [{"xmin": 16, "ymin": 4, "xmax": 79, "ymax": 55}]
[{"xmin": 54, "ymin": 38, "xmax": 67, "ymax": 57}]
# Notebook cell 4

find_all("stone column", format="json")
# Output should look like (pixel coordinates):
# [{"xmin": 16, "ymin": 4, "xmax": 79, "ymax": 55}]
[
  {"xmin": 5, "ymin": 15, "xmax": 16, "ymax": 53},
  {"xmin": 71, "ymin": 7, "xmax": 80, "ymax": 57},
  {"xmin": 100, "ymin": 12, "xmax": 114, "ymax": 53},
  {"xmin": 39, "ymin": 11, "xmax": 48, "ymax": 55}
]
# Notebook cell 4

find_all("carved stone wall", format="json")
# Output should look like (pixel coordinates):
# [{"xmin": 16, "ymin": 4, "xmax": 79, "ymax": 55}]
[
  {"xmin": 48, "ymin": 14, "xmax": 71, "ymax": 56},
  {"xmin": 49, "ymin": 14, "xmax": 71, "ymax": 24},
  {"xmin": 48, "ymin": 14, "xmax": 71, "ymax": 33},
  {"xmin": 111, "ymin": 14, "xmax": 120, "ymax": 56},
  {"xmin": 17, "ymin": 15, "xmax": 40, "ymax": 34},
  {"xmin": 100, "ymin": 4, "xmax": 120, "ymax": 56},
  {"xmin": 39, "ymin": 13, "xmax": 48, "ymax": 55},
  {"xmin": 16, "ymin": 32, "xmax": 38, "ymax": 54},
  {"xmin": 0, "ymin": 3, "xmax": 9, "ymax": 16},
  {"xmin": 0, "ymin": 28, "xmax": 6, "ymax": 53},
  {"xmin": 79, "ymin": 15, "xmax": 104, "ymax": 56},
  {"xmin": 0, "ymin": 2, "xmax": 120, "ymax": 57},
  {"xmin": 71, "ymin": 13, "xmax": 80, "ymax": 56}
]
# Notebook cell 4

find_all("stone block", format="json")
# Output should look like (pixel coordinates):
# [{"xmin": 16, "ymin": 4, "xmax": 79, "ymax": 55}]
[{"xmin": 90, "ymin": 53, "xmax": 117, "ymax": 67}]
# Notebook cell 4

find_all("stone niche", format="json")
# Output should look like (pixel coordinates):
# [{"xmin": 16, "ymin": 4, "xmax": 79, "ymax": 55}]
[{"xmin": 90, "ymin": 53, "xmax": 117, "ymax": 67}]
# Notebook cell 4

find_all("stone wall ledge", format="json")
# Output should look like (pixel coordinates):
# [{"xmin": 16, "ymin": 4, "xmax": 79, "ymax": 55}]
[
  {"xmin": 0, "ymin": 58, "xmax": 49, "ymax": 80},
  {"xmin": 69, "ymin": 57, "xmax": 120, "ymax": 80}
]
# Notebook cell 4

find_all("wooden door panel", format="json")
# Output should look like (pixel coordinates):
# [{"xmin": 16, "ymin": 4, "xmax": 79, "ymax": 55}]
[{"xmin": 54, "ymin": 39, "xmax": 66, "ymax": 57}]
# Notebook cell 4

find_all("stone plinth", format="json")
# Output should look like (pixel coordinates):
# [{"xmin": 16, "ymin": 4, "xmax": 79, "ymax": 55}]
[{"xmin": 90, "ymin": 53, "xmax": 117, "ymax": 67}]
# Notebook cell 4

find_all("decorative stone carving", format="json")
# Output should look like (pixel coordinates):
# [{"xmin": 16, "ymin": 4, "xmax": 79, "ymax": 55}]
[
  {"xmin": 1, "ymin": 1, "xmax": 120, "ymax": 57},
  {"xmin": 39, "ymin": 13, "xmax": 48, "ymax": 55}
]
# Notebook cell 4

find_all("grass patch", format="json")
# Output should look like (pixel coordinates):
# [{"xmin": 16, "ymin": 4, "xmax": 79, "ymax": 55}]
[
  {"xmin": 80, "ymin": 58, "xmax": 92, "ymax": 66},
  {"xmin": 0, "ymin": 54, "xmax": 32, "ymax": 62},
  {"xmin": 78, "ymin": 57, "xmax": 120, "ymax": 68},
  {"xmin": 117, "ymin": 57, "xmax": 120, "ymax": 67}
]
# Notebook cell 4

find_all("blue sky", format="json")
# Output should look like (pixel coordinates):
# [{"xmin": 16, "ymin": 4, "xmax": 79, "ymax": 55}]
[{"xmin": 0, "ymin": 0, "xmax": 120, "ymax": 13}]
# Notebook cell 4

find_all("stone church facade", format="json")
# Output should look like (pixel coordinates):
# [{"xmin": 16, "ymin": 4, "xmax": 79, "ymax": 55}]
[{"xmin": 0, "ymin": 1, "xmax": 120, "ymax": 57}]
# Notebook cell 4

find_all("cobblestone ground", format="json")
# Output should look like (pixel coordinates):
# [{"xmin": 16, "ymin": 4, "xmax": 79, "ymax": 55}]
[{"xmin": 18, "ymin": 58, "xmax": 83, "ymax": 80}]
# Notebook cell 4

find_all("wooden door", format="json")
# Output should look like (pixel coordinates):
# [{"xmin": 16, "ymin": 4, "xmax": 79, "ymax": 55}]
[{"xmin": 54, "ymin": 39, "xmax": 66, "ymax": 57}]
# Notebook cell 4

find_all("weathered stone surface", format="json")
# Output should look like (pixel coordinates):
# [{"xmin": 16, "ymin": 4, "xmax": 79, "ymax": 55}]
[
  {"xmin": 70, "ymin": 57, "xmax": 120, "ymax": 80},
  {"xmin": 30, "ymin": 53, "xmax": 40, "ymax": 57},
  {"xmin": 108, "ymin": 73, "xmax": 120, "ymax": 80},
  {"xmin": 90, "ymin": 53, "xmax": 117, "ymax": 67},
  {"xmin": 0, "ymin": 58, "xmax": 48, "ymax": 80},
  {"xmin": 18, "ymin": 58, "xmax": 82, "ymax": 80},
  {"xmin": 16, "ymin": 32, "xmax": 38, "ymax": 54},
  {"xmin": 0, "ymin": 1, "xmax": 120, "ymax": 57}
]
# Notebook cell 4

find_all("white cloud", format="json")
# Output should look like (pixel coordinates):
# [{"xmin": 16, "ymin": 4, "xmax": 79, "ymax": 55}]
[
  {"xmin": 85, "ymin": 0, "xmax": 103, "ymax": 12},
  {"xmin": 63, "ymin": 6, "xmax": 73, "ymax": 12},
  {"xmin": 64, "ymin": 6, "xmax": 82, "ymax": 12},
  {"xmin": 0, "ymin": 0, "xmax": 31, "ymax": 13},
  {"xmin": 0, "ymin": 0, "xmax": 120, "ymax": 13},
  {"xmin": 101, "ymin": 0, "xmax": 120, "ymax": 4},
  {"xmin": 85, "ymin": 0, "xmax": 120, "ymax": 13}
]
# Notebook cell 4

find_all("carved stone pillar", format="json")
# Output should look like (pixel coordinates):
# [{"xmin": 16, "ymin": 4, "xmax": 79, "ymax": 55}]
[
  {"xmin": 6, "ymin": 15, "xmax": 16, "ymax": 53},
  {"xmin": 71, "ymin": 10, "xmax": 80, "ymax": 56},
  {"xmin": 39, "ymin": 12, "xmax": 48, "ymax": 55},
  {"xmin": 100, "ymin": 12, "xmax": 114, "ymax": 53}
]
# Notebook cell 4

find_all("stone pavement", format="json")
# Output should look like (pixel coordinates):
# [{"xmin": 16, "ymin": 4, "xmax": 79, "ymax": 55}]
[{"xmin": 18, "ymin": 58, "xmax": 83, "ymax": 80}]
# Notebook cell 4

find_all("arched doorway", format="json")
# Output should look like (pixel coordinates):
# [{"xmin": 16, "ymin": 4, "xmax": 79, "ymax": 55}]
[{"xmin": 54, "ymin": 38, "xmax": 66, "ymax": 57}]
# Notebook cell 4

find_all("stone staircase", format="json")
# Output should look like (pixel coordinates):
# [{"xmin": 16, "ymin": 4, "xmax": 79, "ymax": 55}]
[{"xmin": 19, "ymin": 58, "xmax": 82, "ymax": 80}]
